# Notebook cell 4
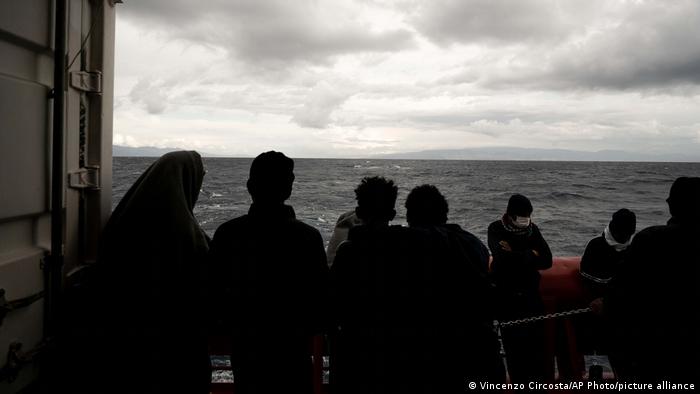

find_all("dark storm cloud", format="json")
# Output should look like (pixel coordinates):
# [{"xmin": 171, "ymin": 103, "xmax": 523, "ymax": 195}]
[
  {"xmin": 118, "ymin": 0, "xmax": 415, "ymax": 67},
  {"xmin": 412, "ymin": 0, "xmax": 595, "ymax": 46},
  {"xmin": 540, "ymin": 1, "xmax": 700, "ymax": 91},
  {"xmin": 413, "ymin": 0, "xmax": 700, "ymax": 92}
]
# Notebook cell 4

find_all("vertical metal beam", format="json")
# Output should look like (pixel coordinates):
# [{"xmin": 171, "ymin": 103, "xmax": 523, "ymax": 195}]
[{"xmin": 48, "ymin": 0, "xmax": 67, "ymax": 340}]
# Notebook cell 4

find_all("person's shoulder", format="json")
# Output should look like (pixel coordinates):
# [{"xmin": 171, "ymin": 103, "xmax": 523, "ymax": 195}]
[
  {"xmin": 214, "ymin": 215, "xmax": 249, "ymax": 236},
  {"xmin": 445, "ymin": 223, "xmax": 482, "ymax": 241},
  {"xmin": 529, "ymin": 223, "xmax": 548, "ymax": 239},
  {"xmin": 581, "ymin": 236, "xmax": 607, "ymax": 267},
  {"xmin": 584, "ymin": 235, "xmax": 607, "ymax": 249},
  {"xmin": 487, "ymin": 220, "xmax": 503, "ymax": 234},
  {"xmin": 487, "ymin": 220, "xmax": 501, "ymax": 229},
  {"xmin": 444, "ymin": 223, "xmax": 463, "ymax": 233},
  {"xmin": 630, "ymin": 224, "xmax": 673, "ymax": 247},
  {"xmin": 388, "ymin": 224, "xmax": 411, "ymax": 234},
  {"xmin": 634, "ymin": 224, "xmax": 667, "ymax": 239},
  {"xmin": 334, "ymin": 238, "xmax": 355, "ymax": 256},
  {"xmin": 290, "ymin": 218, "xmax": 323, "ymax": 237},
  {"xmin": 446, "ymin": 223, "xmax": 473, "ymax": 236},
  {"xmin": 335, "ymin": 210, "xmax": 361, "ymax": 228}
]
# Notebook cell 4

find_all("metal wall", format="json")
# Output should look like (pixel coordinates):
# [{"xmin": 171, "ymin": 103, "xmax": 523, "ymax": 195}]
[{"xmin": 0, "ymin": 1, "xmax": 115, "ymax": 391}]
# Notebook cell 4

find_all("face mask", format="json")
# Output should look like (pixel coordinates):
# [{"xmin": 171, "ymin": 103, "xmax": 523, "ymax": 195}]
[
  {"xmin": 604, "ymin": 225, "xmax": 632, "ymax": 251},
  {"xmin": 514, "ymin": 216, "xmax": 531, "ymax": 228}
]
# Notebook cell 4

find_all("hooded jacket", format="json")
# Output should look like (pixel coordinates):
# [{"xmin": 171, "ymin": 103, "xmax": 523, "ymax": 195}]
[{"xmin": 88, "ymin": 151, "xmax": 210, "ymax": 394}]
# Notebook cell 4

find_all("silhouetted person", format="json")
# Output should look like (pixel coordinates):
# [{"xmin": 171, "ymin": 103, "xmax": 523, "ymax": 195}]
[
  {"xmin": 581, "ymin": 208, "xmax": 637, "ymax": 300},
  {"xmin": 331, "ymin": 177, "xmax": 461, "ymax": 394},
  {"xmin": 488, "ymin": 194, "xmax": 552, "ymax": 383},
  {"xmin": 578, "ymin": 209, "xmax": 636, "ymax": 369},
  {"xmin": 605, "ymin": 177, "xmax": 700, "ymax": 382},
  {"xmin": 405, "ymin": 185, "xmax": 505, "ymax": 385},
  {"xmin": 207, "ymin": 151, "xmax": 328, "ymax": 394},
  {"xmin": 326, "ymin": 210, "xmax": 363, "ymax": 267},
  {"xmin": 76, "ymin": 151, "xmax": 210, "ymax": 394}
]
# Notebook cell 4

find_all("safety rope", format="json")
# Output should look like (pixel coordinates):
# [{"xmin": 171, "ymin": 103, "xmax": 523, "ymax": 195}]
[
  {"xmin": 497, "ymin": 307, "xmax": 592, "ymax": 328},
  {"xmin": 494, "ymin": 307, "xmax": 592, "ymax": 361}
]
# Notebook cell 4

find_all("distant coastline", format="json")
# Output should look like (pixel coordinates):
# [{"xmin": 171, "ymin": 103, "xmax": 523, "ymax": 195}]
[
  {"xmin": 374, "ymin": 147, "xmax": 700, "ymax": 163},
  {"xmin": 113, "ymin": 145, "xmax": 224, "ymax": 158},
  {"xmin": 113, "ymin": 145, "xmax": 699, "ymax": 162}
]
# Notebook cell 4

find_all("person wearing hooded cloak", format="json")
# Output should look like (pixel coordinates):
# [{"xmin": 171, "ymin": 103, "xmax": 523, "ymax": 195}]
[
  {"xmin": 604, "ymin": 177, "xmax": 700, "ymax": 382},
  {"xmin": 488, "ymin": 194, "xmax": 552, "ymax": 384},
  {"xmin": 207, "ymin": 151, "xmax": 328, "ymax": 394},
  {"xmin": 79, "ymin": 151, "xmax": 211, "ymax": 393}
]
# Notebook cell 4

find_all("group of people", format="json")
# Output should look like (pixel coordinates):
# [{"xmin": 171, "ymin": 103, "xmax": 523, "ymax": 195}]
[{"xmin": 58, "ymin": 150, "xmax": 699, "ymax": 393}]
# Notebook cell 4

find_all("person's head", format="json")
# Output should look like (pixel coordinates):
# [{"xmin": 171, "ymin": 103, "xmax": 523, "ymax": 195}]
[
  {"xmin": 667, "ymin": 176, "xmax": 700, "ymax": 222},
  {"xmin": 247, "ymin": 151, "xmax": 295, "ymax": 204},
  {"xmin": 158, "ymin": 150, "xmax": 205, "ymax": 211},
  {"xmin": 405, "ymin": 184, "xmax": 448, "ymax": 227},
  {"xmin": 506, "ymin": 194, "xmax": 533, "ymax": 227},
  {"xmin": 354, "ymin": 176, "xmax": 398, "ymax": 224},
  {"xmin": 609, "ymin": 208, "xmax": 636, "ymax": 244}
]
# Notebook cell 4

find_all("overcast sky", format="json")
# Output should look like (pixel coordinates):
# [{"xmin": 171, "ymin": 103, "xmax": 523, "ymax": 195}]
[{"xmin": 114, "ymin": 0, "xmax": 700, "ymax": 159}]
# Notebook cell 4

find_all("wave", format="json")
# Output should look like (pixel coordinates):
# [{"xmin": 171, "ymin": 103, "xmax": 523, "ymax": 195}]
[{"xmin": 546, "ymin": 191, "xmax": 595, "ymax": 200}]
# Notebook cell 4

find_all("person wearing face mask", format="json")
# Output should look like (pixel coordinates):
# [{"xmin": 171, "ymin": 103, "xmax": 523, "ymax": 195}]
[
  {"xmin": 488, "ymin": 194, "xmax": 553, "ymax": 384},
  {"xmin": 580, "ymin": 209, "xmax": 636, "ymax": 301},
  {"xmin": 603, "ymin": 177, "xmax": 700, "ymax": 382},
  {"xmin": 578, "ymin": 209, "xmax": 636, "ymax": 369}
]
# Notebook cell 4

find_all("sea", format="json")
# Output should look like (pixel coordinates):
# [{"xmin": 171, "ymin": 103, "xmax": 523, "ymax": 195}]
[{"xmin": 113, "ymin": 157, "xmax": 700, "ymax": 257}]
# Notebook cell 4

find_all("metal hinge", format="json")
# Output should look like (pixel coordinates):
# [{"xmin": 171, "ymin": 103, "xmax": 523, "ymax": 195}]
[
  {"xmin": 0, "ymin": 289, "xmax": 45, "ymax": 328},
  {"xmin": 68, "ymin": 166, "xmax": 101, "ymax": 190},
  {"xmin": 0, "ymin": 341, "xmax": 48, "ymax": 383},
  {"xmin": 70, "ymin": 71, "xmax": 102, "ymax": 93}
]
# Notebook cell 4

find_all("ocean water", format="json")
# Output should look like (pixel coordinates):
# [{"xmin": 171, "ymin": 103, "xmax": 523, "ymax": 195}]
[{"xmin": 113, "ymin": 157, "xmax": 699, "ymax": 256}]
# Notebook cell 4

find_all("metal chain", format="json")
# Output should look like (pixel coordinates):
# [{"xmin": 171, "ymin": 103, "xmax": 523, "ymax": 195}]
[{"xmin": 497, "ymin": 307, "xmax": 591, "ymax": 328}]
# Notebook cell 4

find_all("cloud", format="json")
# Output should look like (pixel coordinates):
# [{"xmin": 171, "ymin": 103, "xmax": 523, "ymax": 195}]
[
  {"xmin": 118, "ymin": 0, "xmax": 415, "ymax": 70},
  {"xmin": 540, "ymin": 1, "xmax": 700, "ymax": 90},
  {"xmin": 432, "ymin": 0, "xmax": 700, "ymax": 92},
  {"xmin": 112, "ymin": 1, "xmax": 700, "ymax": 158},
  {"xmin": 113, "ymin": 133, "xmax": 139, "ymax": 147},
  {"xmin": 129, "ymin": 78, "xmax": 170, "ymax": 114},
  {"xmin": 412, "ymin": 0, "xmax": 601, "ymax": 46},
  {"xmin": 292, "ymin": 81, "xmax": 355, "ymax": 128}
]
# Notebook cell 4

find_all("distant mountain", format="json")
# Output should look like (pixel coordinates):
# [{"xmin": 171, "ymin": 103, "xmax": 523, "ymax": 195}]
[
  {"xmin": 113, "ymin": 145, "xmax": 221, "ymax": 157},
  {"xmin": 375, "ymin": 147, "xmax": 700, "ymax": 162}
]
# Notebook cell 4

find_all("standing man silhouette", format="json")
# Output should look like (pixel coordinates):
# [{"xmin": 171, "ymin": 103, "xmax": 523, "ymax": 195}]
[
  {"xmin": 208, "ymin": 151, "xmax": 328, "ymax": 394},
  {"xmin": 605, "ymin": 177, "xmax": 700, "ymax": 382}
]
